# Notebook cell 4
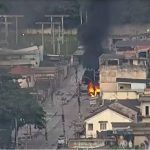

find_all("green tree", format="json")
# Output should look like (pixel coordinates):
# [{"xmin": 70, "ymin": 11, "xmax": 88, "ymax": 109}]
[{"xmin": 0, "ymin": 75, "xmax": 46, "ymax": 148}]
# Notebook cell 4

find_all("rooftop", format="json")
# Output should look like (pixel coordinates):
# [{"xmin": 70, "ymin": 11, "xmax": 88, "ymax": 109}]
[
  {"xmin": 10, "ymin": 66, "xmax": 59, "ymax": 75},
  {"xmin": 116, "ymin": 39, "xmax": 150, "ymax": 48},
  {"xmin": 99, "ymin": 53, "xmax": 124, "ymax": 60},
  {"xmin": 85, "ymin": 99, "xmax": 140, "ymax": 121},
  {"xmin": 139, "ymin": 95, "xmax": 150, "ymax": 102},
  {"xmin": 0, "ymin": 46, "xmax": 41, "ymax": 55}
]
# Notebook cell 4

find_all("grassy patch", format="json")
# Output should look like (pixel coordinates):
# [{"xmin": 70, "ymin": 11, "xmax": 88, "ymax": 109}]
[{"xmin": 9, "ymin": 33, "xmax": 78, "ymax": 55}]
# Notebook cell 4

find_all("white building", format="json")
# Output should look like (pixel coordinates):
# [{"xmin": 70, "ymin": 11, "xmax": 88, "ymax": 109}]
[{"xmin": 84, "ymin": 101, "xmax": 139, "ymax": 138}]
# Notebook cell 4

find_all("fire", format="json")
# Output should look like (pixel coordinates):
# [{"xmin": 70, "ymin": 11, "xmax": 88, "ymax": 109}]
[
  {"xmin": 88, "ymin": 82, "xmax": 95, "ymax": 97},
  {"xmin": 87, "ymin": 82, "xmax": 100, "ymax": 97},
  {"xmin": 94, "ymin": 84, "xmax": 100, "ymax": 96}
]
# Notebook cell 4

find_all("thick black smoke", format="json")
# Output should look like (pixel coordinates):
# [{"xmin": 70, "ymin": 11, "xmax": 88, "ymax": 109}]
[{"xmin": 78, "ymin": 0, "xmax": 110, "ymax": 70}]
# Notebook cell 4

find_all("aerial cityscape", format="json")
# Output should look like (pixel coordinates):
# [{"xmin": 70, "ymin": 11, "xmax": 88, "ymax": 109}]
[{"xmin": 0, "ymin": 0, "xmax": 150, "ymax": 149}]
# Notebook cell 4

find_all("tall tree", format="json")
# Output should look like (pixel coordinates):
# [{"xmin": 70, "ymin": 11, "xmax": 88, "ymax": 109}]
[{"xmin": 0, "ymin": 75, "xmax": 46, "ymax": 148}]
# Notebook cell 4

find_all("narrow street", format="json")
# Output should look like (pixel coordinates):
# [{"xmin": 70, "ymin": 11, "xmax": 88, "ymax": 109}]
[{"xmin": 25, "ymin": 65, "xmax": 89, "ymax": 149}]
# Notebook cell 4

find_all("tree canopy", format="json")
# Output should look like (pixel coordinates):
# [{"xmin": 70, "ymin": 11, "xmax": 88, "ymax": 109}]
[{"xmin": 0, "ymin": 75, "xmax": 46, "ymax": 148}]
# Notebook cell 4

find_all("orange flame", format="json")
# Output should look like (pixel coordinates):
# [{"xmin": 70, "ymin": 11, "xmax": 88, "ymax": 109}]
[
  {"xmin": 88, "ymin": 82, "xmax": 95, "ymax": 97},
  {"xmin": 87, "ymin": 82, "xmax": 100, "ymax": 97},
  {"xmin": 95, "ymin": 84, "xmax": 100, "ymax": 96}
]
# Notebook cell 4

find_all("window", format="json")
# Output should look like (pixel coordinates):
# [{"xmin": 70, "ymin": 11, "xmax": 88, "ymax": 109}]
[
  {"xmin": 118, "ymin": 83, "xmax": 131, "ymax": 90},
  {"xmin": 145, "ymin": 106, "xmax": 149, "ymax": 116},
  {"xmin": 120, "ymin": 86, "xmax": 124, "ymax": 89},
  {"xmin": 108, "ymin": 60, "xmax": 118, "ymax": 65},
  {"xmin": 100, "ymin": 122, "xmax": 107, "ymax": 130},
  {"xmin": 88, "ymin": 124, "xmax": 93, "ymax": 131}
]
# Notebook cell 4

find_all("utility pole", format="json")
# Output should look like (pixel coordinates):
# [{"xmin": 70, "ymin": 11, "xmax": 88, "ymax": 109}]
[
  {"xmin": 93, "ymin": 69, "xmax": 95, "ymax": 83},
  {"xmin": 61, "ymin": 98, "xmax": 66, "ymax": 137},
  {"xmin": 14, "ymin": 15, "xmax": 24, "ymax": 45},
  {"xmin": 85, "ymin": 10, "xmax": 88, "ymax": 23},
  {"xmin": 52, "ymin": 22, "xmax": 55, "ymax": 54},
  {"xmin": 77, "ymin": 82, "xmax": 81, "ymax": 120},
  {"xmin": 0, "ymin": 21, "xmax": 12, "ymax": 45},
  {"xmin": 35, "ymin": 22, "xmax": 51, "ymax": 51},
  {"xmin": 57, "ymin": 22, "xmax": 61, "ymax": 55},
  {"xmin": 52, "ymin": 22, "xmax": 61, "ymax": 54},
  {"xmin": 45, "ymin": 15, "xmax": 69, "ymax": 44},
  {"xmin": 0, "ymin": 15, "xmax": 24, "ymax": 45},
  {"xmin": 45, "ymin": 124, "xmax": 48, "ymax": 141},
  {"xmin": 79, "ymin": 8, "xmax": 83, "ymax": 25},
  {"xmin": 61, "ymin": 16, "xmax": 64, "ymax": 44},
  {"xmin": 15, "ymin": 118, "xmax": 18, "ymax": 149},
  {"xmin": 50, "ymin": 16, "xmax": 53, "ymax": 41},
  {"xmin": 75, "ymin": 66, "xmax": 78, "ymax": 83}
]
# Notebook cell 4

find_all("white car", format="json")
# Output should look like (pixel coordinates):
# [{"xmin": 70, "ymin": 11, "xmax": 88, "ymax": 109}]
[{"xmin": 57, "ymin": 135, "xmax": 67, "ymax": 149}]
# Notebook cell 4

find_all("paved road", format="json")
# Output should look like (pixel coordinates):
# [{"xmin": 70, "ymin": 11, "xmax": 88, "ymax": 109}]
[{"xmin": 25, "ymin": 65, "xmax": 90, "ymax": 149}]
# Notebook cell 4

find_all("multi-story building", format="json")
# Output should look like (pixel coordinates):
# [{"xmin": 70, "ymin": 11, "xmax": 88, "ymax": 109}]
[{"xmin": 99, "ymin": 53, "xmax": 147, "ymax": 100}]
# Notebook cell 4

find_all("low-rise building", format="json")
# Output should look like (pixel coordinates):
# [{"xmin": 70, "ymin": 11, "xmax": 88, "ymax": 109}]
[
  {"xmin": 0, "ymin": 45, "xmax": 43, "ymax": 67},
  {"xmin": 84, "ymin": 100, "xmax": 140, "ymax": 138}
]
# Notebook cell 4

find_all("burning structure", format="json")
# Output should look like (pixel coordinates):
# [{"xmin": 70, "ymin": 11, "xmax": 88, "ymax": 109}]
[{"xmin": 87, "ymin": 81, "xmax": 100, "ymax": 98}]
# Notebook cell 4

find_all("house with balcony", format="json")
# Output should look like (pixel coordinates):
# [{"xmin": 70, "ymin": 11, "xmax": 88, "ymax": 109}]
[{"xmin": 99, "ymin": 53, "xmax": 147, "ymax": 100}]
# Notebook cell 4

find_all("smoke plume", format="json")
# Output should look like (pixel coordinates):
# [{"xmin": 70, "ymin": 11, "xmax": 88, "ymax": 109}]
[{"xmin": 78, "ymin": 0, "xmax": 110, "ymax": 70}]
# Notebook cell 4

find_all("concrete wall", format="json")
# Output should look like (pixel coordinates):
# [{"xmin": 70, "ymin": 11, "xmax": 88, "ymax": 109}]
[
  {"xmin": 117, "ymin": 68, "xmax": 147, "ymax": 79},
  {"xmin": 100, "ymin": 66, "xmax": 147, "ymax": 96},
  {"xmin": 100, "ymin": 66, "xmax": 147, "ymax": 82},
  {"xmin": 141, "ymin": 102, "xmax": 150, "ymax": 117},
  {"xmin": 85, "ymin": 109, "xmax": 132, "ymax": 138},
  {"xmin": 102, "ymin": 91, "xmax": 139, "ymax": 100},
  {"xmin": 25, "ymin": 28, "xmax": 77, "ymax": 35},
  {"xmin": 131, "ymin": 83, "xmax": 146, "ymax": 90},
  {"xmin": 134, "ymin": 136, "xmax": 148, "ymax": 146},
  {"xmin": 109, "ymin": 24, "xmax": 150, "ymax": 36},
  {"xmin": 100, "ymin": 83, "xmax": 117, "ymax": 92}
]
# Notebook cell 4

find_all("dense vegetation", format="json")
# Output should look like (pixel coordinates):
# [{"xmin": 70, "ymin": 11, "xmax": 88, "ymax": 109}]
[{"xmin": 0, "ymin": 75, "xmax": 46, "ymax": 148}]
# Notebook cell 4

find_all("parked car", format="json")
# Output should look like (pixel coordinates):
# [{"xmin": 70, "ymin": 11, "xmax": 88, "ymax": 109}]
[{"xmin": 57, "ymin": 135, "xmax": 67, "ymax": 149}]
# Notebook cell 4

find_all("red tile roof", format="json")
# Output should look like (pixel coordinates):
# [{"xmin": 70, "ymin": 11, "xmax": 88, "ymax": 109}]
[{"xmin": 10, "ymin": 66, "xmax": 32, "ymax": 75}]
